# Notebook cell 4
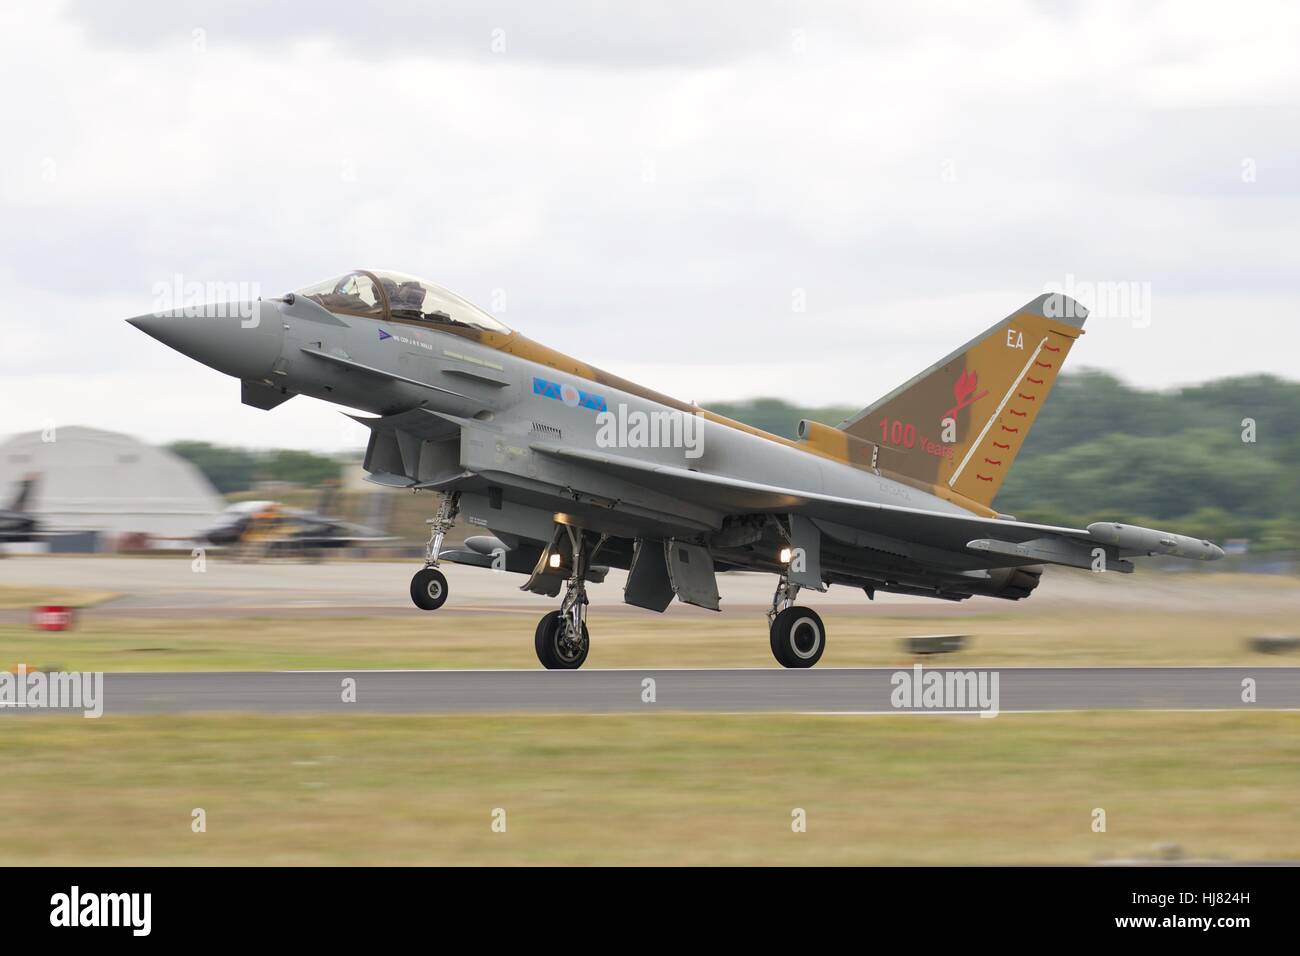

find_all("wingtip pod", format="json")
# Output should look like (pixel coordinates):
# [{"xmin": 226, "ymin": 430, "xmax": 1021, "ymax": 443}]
[{"xmin": 1086, "ymin": 522, "xmax": 1225, "ymax": 561}]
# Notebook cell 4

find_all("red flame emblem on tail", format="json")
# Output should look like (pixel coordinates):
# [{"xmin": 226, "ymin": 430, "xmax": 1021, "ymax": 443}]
[{"xmin": 943, "ymin": 369, "xmax": 989, "ymax": 422}]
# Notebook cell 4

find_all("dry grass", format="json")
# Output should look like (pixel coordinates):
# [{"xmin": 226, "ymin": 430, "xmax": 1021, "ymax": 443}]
[
  {"xmin": 1, "ymin": 711, "xmax": 1296, "ymax": 865},
  {"xmin": 1, "ymin": 604, "xmax": 1296, "ymax": 672},
  {"xmin": 0, "ymin": 585, "xmax": 119, "ymax": 611}
]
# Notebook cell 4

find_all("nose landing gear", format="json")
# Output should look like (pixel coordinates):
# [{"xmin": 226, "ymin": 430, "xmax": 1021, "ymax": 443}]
[
  {"xmin": 410, "ymin": 492, "xmax": 458, "ymax": 611},
  {"xmin": 534, "ymin": 525, "xmax": 607, "ymax": 670}
]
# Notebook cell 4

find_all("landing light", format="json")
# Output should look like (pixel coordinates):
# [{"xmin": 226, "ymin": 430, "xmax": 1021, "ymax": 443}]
[
  {"xmin": 548, "ymin": 553, "xmax": 562, "ymax": 569},
  {"xmin": 779, "ymin": 547, "xmax": 792, "ymax": 564}
]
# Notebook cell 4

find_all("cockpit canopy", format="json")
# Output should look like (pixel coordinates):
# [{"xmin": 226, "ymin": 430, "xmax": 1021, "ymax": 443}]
[{"xmin": 296, "ymin": 270, "xmax": 511, "ymax": 334}]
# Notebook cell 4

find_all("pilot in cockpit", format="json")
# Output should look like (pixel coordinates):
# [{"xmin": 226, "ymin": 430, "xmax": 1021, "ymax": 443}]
[{"xmin": 390, "ymin": 281, "xmax": 427, "ymax": 313}]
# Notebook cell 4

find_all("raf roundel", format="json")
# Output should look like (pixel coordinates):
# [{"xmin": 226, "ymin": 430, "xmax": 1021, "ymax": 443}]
[{"xmin": 560, "ymin": 383, "xmax": 581, "ymax": 408}]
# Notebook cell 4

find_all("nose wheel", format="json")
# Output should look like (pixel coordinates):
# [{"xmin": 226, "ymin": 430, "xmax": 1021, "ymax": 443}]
[
  {"xmin": 410, "ymin": 567, "xmax": 448, "ymax": 611},
  {"xmin": 410, "ymin": 491, "xmax": 458, "ymax": 611}
]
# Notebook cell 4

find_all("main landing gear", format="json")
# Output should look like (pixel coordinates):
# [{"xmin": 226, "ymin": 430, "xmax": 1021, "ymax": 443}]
[
  {"xmin": 766, "ymin": 573, "xmax": 826, "ymax": 668},
  {"xmin": 535, "ymin": 526, "xmax": 607, "ymax": 670},
  {"xmin": 410, "ymin": 492, "xmax": 458, "ymax": 611}
]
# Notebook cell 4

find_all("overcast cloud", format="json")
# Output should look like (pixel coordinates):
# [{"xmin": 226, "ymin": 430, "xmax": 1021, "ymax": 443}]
[{"xmin": 1, "ymin": 1, "xmax": 1297, "ymax": 450}]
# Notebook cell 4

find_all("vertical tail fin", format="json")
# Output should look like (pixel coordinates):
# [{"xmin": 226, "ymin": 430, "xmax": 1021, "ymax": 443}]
[
  {"xmin": 838, "ymin": 293, "xmax": 1087, "ymax": 511},
  {"xmin": 8, "ymin": 475, "xmax": 36, "ymax": 513}
]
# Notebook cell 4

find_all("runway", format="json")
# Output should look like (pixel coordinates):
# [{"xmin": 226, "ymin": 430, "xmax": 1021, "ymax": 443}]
[
  {"xmin": 0, "ymin": 556, "xmax": 954, "ymax": 615},
  {"xmin": 6, "ymin": 667, "xmax": 1298, "ymax": 716},
  {"xmin": 4, "ymin": 555, "xmax": 1298, "ymax": 620}
]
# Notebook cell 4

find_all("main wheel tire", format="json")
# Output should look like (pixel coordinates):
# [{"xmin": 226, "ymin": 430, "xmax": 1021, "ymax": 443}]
[
  {"xmin": 770, "ymin": 606, "xmax": 826, "ymax": 668},
  {"xmin": 410, "ymin": 567, "xmax": 449, "ymax": 611},
  {"xmin": 534, "ymin": 609, "xmax": 590, "ymax": 670}
]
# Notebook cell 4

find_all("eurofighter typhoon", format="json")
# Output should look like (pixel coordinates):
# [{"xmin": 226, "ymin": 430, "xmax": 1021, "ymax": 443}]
[{"xmin": 128, "ymin": 271, "xmax": 1223, "ymax": 669}]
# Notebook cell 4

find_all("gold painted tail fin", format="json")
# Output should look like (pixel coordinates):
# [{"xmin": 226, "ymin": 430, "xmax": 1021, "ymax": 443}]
[{"xmin": 839, "ymin": 293, "xmax": 1087, "ymax": 511}]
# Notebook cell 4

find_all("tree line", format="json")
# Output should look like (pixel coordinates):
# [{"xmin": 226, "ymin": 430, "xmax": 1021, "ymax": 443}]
[
  {"xmin": 167, "ymin": 442, "xmax": 342, "ymax": 494},
  {"xmin": 711, "ymin": 371, "xmax": 1300, "ymax": 550}
]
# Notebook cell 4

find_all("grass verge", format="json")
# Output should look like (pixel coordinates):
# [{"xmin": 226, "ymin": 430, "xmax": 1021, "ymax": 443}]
[
  {"xmin": 1, "ymin": 606, "xmax": 1296, "ymax": 671},
  {"xmin": 1, "ymin": 711, "xmax": 1297, "ymax": 865}
]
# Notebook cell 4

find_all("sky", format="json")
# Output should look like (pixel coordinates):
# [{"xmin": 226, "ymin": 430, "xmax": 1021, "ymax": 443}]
[{"xmin": 1, "ymin": 0, "xmax": 1297, "ymax": 451}]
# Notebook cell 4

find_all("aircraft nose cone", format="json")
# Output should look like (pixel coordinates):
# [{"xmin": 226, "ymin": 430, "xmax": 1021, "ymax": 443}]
[
  {"xmin": 126, "ymin": 301, "xmax": 282, "ymax": 379},
  {"xmin": 126, "ymin": 313, "xmax": 170, "ymax": 339}
]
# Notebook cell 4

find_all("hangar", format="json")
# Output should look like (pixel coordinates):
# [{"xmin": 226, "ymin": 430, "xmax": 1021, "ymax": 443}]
[{"xmin": 0, "ymin": 426, "xmax": 223, "ymax": 544}]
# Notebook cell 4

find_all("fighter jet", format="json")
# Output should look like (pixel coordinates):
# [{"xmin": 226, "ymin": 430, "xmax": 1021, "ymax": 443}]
[
  {"xmin": 128, "ymin": 270, "xmax": 1223, "ymax": 669},
  {"xmin": 200, "ymin": 483, "xmax": 393, "ymax": 560},
  {"xmin": 0, "ymin": 476, "xmax": 40, "ymax": 544}
]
